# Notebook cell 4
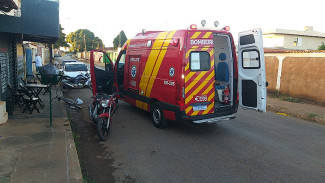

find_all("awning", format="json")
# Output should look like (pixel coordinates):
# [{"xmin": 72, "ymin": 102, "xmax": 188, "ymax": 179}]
[{"xmin": 0, "ymin": 0, "xmax": 18, "ymax": 13}]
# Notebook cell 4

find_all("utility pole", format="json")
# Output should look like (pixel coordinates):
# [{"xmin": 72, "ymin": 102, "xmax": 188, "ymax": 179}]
[{"xmin": 83, "ymin": 34, "xmax": 87, "ymax": 59}]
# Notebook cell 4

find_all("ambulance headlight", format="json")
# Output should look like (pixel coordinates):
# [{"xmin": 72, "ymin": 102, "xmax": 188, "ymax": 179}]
[
  {"xmin": 201, "ymin": 20, "xmax": 206, "ymax": 27},
  {"xmin": 214, "ymin": 21, "xmax": 219, "ymax": 27},
  {"xmin": 147, "ymin": 40, "xmax": 152, "ymax": 47},
  {"xmin": 100, "ymin": 99, "xmax": 109, "ymax": 108}
]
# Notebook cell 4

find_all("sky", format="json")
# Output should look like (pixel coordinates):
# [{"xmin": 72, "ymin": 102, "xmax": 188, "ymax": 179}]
[{"xmin": 60, "ymin": 0, "xmax": 325, "ymax": 47}]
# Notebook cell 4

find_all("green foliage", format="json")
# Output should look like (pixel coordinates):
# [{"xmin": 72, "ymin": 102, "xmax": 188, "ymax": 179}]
[
  {"xmin": 281, "ymin": 96, "xmax": 300, "ymax": 103},
  {"xmin": 66, "ymin": 29, "xmax": 104, "ymax": 53},
  {"xmin": 318, "ymin": 42, "xmax": 325, "ymax": 50},
  {"xmin": 308, "ymin": 113, "xmax": 318, "ymax": 118},
  {"xmin": 54, "ymin": 24, "xmax": 69, "ymax": 49},
  {"xmin": 113, "ymin": 30, "xmax": 127, "ymax": 50}
]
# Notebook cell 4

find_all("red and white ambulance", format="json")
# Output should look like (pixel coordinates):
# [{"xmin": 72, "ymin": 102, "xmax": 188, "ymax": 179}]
[{"xmin": 93, "ymin": 25, "xmax": 266, "ymax": 128}]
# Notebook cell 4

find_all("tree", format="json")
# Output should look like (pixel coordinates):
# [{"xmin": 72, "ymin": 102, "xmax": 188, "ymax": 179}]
[
  {"xmin": 66, "ymin": 29, "xmax": 104, "ymax": 53},
  {"xmin": 318, "ymin": 42, "xmax": 325, "ymax": 50},
  {"xmin": 54, "ymin": 24, "xmax": 69, "ymax": 49},
  {"xmin": 113, "ymin": 31, "xmax": 127, "ymax": 50}
]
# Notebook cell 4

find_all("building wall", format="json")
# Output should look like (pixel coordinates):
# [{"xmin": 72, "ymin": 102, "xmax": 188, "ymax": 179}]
[
  {"xmin": 282, "ymin": 34, "xmax": 325, "ymax": 50},
  {"xmin": 0, "ymin": 33, "xmax": 13, "ymax": 100},
  {"xmin": 264, "ymin": 34, "xmax": 325, "ymax": 50},
  {"xmin": 263, "ymin": 34, "xmax": 284, "ymax": 48}
]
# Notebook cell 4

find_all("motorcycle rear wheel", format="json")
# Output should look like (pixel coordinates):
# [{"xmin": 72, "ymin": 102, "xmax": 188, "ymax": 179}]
[{"xmin": 97, "ymin": 116, "xmax": 111, "ymax": 141}]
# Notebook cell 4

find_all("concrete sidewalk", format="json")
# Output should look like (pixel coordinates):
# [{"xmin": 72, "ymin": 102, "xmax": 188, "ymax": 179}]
[{"xmin": 0, "ymin": 87, "xmax": 82, "ymax": 182}]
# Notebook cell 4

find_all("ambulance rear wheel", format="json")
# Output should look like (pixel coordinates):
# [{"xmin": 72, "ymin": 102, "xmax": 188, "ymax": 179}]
[{"xmin": 151, "ymin": 102, "xmax": 168, "ymax": 129}]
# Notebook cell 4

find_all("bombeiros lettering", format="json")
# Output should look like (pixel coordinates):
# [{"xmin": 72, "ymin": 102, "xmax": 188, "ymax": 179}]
[{"xmin": 190, "ymin": 39, "xmax": 213, "ymax": 45}]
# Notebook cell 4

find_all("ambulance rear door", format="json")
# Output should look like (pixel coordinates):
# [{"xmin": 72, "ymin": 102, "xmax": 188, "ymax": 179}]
[{"xmin": 238, "ymin": 29, "xmax": 266, "ymax": 112}]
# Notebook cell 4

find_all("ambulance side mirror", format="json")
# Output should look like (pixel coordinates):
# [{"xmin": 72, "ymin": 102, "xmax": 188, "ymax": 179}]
[{"xmin": 266, "ymin": 81, "xmax": 269, "ymax": 87}]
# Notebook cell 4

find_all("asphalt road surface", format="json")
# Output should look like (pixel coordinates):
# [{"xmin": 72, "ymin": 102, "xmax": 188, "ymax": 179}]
[{"xmin": 64, "ymin": 88, "xmax": 325, "ymax": 183}]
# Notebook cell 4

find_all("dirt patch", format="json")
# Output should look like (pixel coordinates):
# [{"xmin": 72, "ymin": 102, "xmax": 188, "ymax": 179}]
[{"xmin": 267, "ymin": 103, "xmax": 325, "ymax": 125}]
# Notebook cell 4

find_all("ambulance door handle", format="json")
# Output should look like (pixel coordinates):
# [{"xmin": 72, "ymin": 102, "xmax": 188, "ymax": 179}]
[{"xmin": 257, "ymin": 74, "xmax": 261, "ymax": 86}]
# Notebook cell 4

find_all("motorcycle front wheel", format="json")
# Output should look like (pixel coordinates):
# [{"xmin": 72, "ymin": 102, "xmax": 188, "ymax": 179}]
[{"xmin": 97, "ymin": 116, "xmax": 111, "ymax": 141}]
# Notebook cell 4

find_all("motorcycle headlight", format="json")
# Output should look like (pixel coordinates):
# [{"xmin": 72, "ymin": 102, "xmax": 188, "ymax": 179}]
[{"xmin": 100, "ymin": 99, "xmax": 109, "ymax": 108}]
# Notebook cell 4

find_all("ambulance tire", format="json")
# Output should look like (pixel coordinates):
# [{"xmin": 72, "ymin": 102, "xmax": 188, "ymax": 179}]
[{"xmin": 151, "ymin": 102, "xmax": 168, "ymax": 129}]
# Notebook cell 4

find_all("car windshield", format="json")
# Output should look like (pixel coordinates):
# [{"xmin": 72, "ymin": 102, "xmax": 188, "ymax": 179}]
[{"xmin": 65, "ymin": 64, "xmax": 88, "ymax": 71}]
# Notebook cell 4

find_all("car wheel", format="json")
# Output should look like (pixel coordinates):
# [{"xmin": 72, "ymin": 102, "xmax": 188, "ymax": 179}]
[{"xmin": 151, "ymin": 102, "xmax": 168, "ymax": 128}]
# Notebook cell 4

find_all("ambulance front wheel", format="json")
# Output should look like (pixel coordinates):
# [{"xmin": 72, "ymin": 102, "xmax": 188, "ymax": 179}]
[{"xmin": 151, "ymin": 102, "xmax": 168, "ymax": 129}]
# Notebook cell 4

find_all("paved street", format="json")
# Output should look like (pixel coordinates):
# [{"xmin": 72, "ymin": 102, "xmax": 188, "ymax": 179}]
[{"xmin": 64, "ymin": 88, "xmax": 325, "ymax": 183}]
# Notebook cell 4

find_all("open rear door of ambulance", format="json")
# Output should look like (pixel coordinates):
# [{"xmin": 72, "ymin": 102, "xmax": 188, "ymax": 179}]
[{"xmin": 238, "ymin": 29, "xmax": 266, "ymax": 112}]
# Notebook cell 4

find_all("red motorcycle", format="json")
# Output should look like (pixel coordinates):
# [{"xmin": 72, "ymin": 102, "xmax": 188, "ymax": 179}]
[{"xmin": 88, "ymin": 50, "xmax": 119, "ymax": 141}]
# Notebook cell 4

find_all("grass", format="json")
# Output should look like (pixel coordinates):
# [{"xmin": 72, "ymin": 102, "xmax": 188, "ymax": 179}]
[
  {"xmin": 281, "ymin": 96, "xmax": 300, "ymax": 103},
  {"xmin": 307, "ymin": 113, "xmax": 318, "ymax": 118},
  {"xmin": 82, "ymin": 170, "xmax": 95, "ymax": 183},
  {"xmin": 268, "ymin": 92, "xmax": 301, "ymax": 103}
]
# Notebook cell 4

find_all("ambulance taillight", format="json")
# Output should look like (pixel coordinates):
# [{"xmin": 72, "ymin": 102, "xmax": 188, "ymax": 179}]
[{"xmin": 176, "ymin": 83, "xmax": 185, "ymax": 111}]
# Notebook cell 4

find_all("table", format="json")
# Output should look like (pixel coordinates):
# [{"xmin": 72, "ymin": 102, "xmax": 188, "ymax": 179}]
[{"xmin": 25, "ymin": 84, "xmax": 48, "ymax": 108}]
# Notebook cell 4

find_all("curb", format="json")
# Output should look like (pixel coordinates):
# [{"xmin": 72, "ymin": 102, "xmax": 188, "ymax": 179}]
[{"xmin": 60, "ymin": 93, "xmax": 83, "ymax": 182}]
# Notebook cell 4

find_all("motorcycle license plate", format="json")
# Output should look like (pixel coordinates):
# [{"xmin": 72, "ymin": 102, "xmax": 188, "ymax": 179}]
[{"xmin": 193, "ymin": 105, "xmax": 207, "ymax": 111}]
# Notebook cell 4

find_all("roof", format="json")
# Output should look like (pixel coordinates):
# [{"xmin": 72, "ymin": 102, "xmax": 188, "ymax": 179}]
[
  {"xmin": 263, "ymin": 29, "xmax": 325, "ymax": 38},
  {"xmin": 104, "ymin": 47, "xmax": 115, "ymax": 51}
]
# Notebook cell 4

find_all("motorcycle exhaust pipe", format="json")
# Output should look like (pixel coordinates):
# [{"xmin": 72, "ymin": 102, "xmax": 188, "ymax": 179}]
[{"xmin": 64, "ymin": 82, "xmax": 76, "ymax": 88}]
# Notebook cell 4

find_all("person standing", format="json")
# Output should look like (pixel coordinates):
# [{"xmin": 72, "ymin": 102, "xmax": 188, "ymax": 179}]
[{"xmin": 34, "ymin": 53, "xmax": 42, "ymax": 72}]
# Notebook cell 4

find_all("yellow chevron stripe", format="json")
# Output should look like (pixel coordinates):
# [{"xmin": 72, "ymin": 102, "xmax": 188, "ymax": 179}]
[
  {"xmin": 202, "ymin": 32, "xmax": 212, "ymax": 38},
  {"xmin": 191, "ymin": 110, "xmax": 199, "ymax": 116},
  {"xmin": 185, "ymin": 80, "xmax": 208, "ymax": 104},
  {"xmin": 185, "ymin": 46, "xmax": 198, "ymax": 59},
  {"xmin": 210, "ymin": 49, "xmax": 214, "ymax": 67},
  {"xmin": 190, "ymin": 93, "xmax": 214, "ymax": 116},
  {"xmin": 202, "ymin": 81, "xmax": 214, "ymax": 96},
  {"xmin": 185, "ymin": 107, "xmax": 192, "ymax": 114},
  {"xmin": 185, "ymin": 72, "xmax": 195, "ymax": 82},
  {"xmin": 208, "ymin": 92, "xmax": 215, "ymax": 101},
  {"xmin": 185, "ymin": 71, "xmax": 214, "ymax": 104},
  {"xmin": 185, "ymin": 62, "xmax": 189, "ymax": 71},
  {"xmin": 201, "ymin": 46, "xmax": 209, "ymax": 51},
  {"xmin": 185, "ymin": 71, "xmax": 208, "ymax": 93},
  {"xmin": 209, "ymin": 48, "xmax": 214, "ymax": 55},
  {"xmin": 203, "ymin": 91, "xmax": 215, "ymax": 115},
  {"xmin": 201, "ymin": 103, "xmax": 214, "ymax": 115},
  {"xmin": 146, "ymin": 31, "xmax": 176, "ymax": 97},
  {"xmin": 190, "ymin": 32, "xmax": 201, "ymax": 39}
]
